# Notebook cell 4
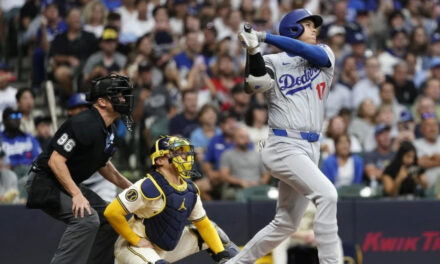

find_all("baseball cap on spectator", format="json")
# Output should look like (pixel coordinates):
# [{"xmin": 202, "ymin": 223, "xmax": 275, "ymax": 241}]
[
  {"xmin": 67, "ymin": 93, "xmax": 90, "ymax": 109},
  {"xmin": 399, "ymin": 110, "xmax": 414, "ymax": 123},
  {"xmin": 346, "ymin": 31, "xmax": 365, "ymax": 44},
  {"xmin": 374, "ymin": 123, "xmax": 391, "ymax": 135},
  {"xmin": 328, "ymin": 25, "xmax": 346, "ymax": 38},
  {"xmin": 430, "ymin": 32, "xmax": 440, "ymax": 44},
  {"xmin": 429, "ymin": 58, "xmax": 440, "ymax": 69},
  {"xmin": 421, "ymin": 112, "xmax": 437, "ymax": 120},
  {"xmin": 34, "ymin": 116, "xmax": 52, "ymax": 127},
  {"xmin": 0, "ymin": 61, "xmax": 16, "ymax": 82},
  {"xmin": 101, "ymin": 26, "xmax": 119, "ymax": 41}
]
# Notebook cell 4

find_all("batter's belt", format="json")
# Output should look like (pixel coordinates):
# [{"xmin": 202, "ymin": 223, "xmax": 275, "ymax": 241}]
[{"xmin": 270, "ymin": 128, "xmax": 320, "ymax": 142}]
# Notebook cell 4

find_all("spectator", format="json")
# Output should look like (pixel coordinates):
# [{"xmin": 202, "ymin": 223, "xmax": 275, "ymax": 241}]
[
  {"xmin": 392, "ymin": 110, "xmax": 417, "ymax": 150},
  {"xmin": 415, "ymin": 57, "xmax": 440, "ymax": 89},
  {"xmin": 1, "ymin": 107, "xmax": 40, "ymax": 169},
  {"xmin": 379, "ymin": 81, "xmax": 406, "ymax": 126},
  {"xmin": 0, "ymin": 146, "xmax": 19, "ymax": 204},
  {"xmin": 115, "ymin": 0, "xmax": 138, "ymax": 41},
  {"xmin": 16, "ymin": 88, "xmax": 39, "ymax": 135},
  {"xmin": 412, "ymin": 96, "xmax": 437, "ymax": 138},
  {"xmin": 321, "ymin": 116, "xmax": 362, "ymax": 157},
  {"xmin": 378, "ymin": 29, "xmax": 409, "ymax": 76},
  {"xmin": 220, "ymin": 126, "xmax": 270, "ymax": 200},
  {"xmin": 336, "ymin": 55, "xmax": 359, "ymax": 90},
  {"xmin": 190, "ymin": 104, "xmax": 221, "ymax": 159},
  {"xmin": 0, "ymin": 63, "xmax": 17, "ymax": 121},
  {"xmin": 408, "ymin": 26, "xmax": 429, "ymax": 57},
  {"xmin": 421, "ymin": 78, "xmax": 440, "ymax": 118},
  {"xmin": 34, "ymin": 116, "xmax": 53, "ymax": 152},
  {"xmin": 168, "ymin": 89, "xmax": 199, "ymax": 137},
  {"xmin": 382, "ymin": 141, "xmax": 428, "ymax": 197},
  {"xmin": 363, "ymin": 123, "xmax": 395, "ymax": 188},
  {"xmin": 244, "ymin": 104, "xmax": 269, "ymax": 150},
  {"xmin": 83, "ymin": 0, "xmax": 108, "ymax": 39},
  {"xmin": 352, "ymin": 56, "xmax": 384, "ymax": 108},
  {"xmin": 326, "ymin": 25, "xmax": 347, "ymax": 65},
  {"xmin": 322, "ymin": 133, "xmax": 364, "ymax": 189},
  {"xmin": 82, "ymin": 26, "xmax": 127, "ymax": 84},
  {"xmin": 385, "ymin": 61, "xmax": 418, "ymax": 105},
  {"xmin": 321, "ymin": 116, "xmax": 362, "ymax": 159},
  {"xmin": 228, "ymin": 83, "xmax": 250, "ymax": 122},
  {"xmin": 202, "ymin": 112, "xmax": 237, "ymax": 200},
  {"xmin": 167, "ymin": 30, "xmax": 204, "ymax": 90},
  {"xmin": 414, "ymin": 113, "xmax": 440, "ymax": 188},
  {"xmin": 348, "ymin": 99, "xmax": 376, "ymax": 151},
  {"xmin": 210, "ymin": 55, "xmax": 243, "ymax": 109},
  {"xmin": 49, "ymin": 8, "xmax": 98, "ymax": 97},
  {"xmin": 131, "ymin": 0, "xmax": 155, "ymax": 38},
  {"xmin": 345, "ymin": 31, "xmax": 367, "ymax": 78},
  {"xmin": 169, "ymin": 0, "xmax": 187, "ymax": 36}
]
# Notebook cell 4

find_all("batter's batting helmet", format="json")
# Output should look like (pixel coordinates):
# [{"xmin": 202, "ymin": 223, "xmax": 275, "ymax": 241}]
[{"xmin": 279, "ymin": 9, "xmax": 323, "ymax": 39}]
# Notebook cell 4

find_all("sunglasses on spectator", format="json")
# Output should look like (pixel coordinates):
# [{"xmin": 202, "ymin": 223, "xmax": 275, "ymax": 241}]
[
  {"xmin": 9, "ymin": 112, "xmax": 22, "ymax": 120},
  {"xmin": 422, "ymin": 112, "xmax": 436, "ymax": 120}
]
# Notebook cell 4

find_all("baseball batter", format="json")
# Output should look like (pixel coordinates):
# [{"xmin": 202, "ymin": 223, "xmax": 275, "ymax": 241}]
[
  {"xmin": 104, "ymin": 136, "xmax": 237, "ymax": 263},
  {"xmin": 228, "ymin": 9, "xmax": 339, "ymax": 264}
]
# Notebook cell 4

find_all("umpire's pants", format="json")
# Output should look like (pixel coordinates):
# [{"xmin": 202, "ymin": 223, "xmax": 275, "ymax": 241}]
[{"xmin": 26, "ymin": 172, "xmax": 118, "ymax": 264}]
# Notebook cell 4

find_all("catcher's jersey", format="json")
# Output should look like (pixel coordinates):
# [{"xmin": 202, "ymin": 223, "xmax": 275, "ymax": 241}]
[
  {"xmin": 263, "ymin": 44, "xmax": 335, "ymax": 133},
  {"xmin": 117, "ymin": 177, "xmax": 206, "ymax": 237}
]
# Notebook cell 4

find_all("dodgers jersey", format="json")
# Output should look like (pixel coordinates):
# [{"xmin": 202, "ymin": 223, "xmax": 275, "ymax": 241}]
[{"xmin": 263, "ymin": 44, "xmax": 335, "ymax": 133}]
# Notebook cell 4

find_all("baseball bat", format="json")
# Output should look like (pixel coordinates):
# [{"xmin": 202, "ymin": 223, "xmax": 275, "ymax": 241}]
[{"xmin": 45, "ymin": 80, "xmax": 58, "ymax": 131}]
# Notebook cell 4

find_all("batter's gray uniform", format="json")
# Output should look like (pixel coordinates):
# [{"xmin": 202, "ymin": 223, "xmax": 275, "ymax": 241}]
[{"xmin": 228, "ymin": 45, "xmax": 339, "ymax": 264}]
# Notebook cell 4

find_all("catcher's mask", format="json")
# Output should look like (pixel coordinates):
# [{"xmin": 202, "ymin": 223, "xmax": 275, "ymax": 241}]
[
  {"xmin": 86, "ymin": 73, "xmax": 135, "ymax": 131},
  {"xmin": 150, "ymin": 136, "xmax": 197, "ymax": 179}
]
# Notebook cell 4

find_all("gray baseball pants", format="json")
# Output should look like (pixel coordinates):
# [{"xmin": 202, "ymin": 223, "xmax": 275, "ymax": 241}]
[{"xmin": 227, "ymin": 135, "xmax": 340, "ymax": 264}]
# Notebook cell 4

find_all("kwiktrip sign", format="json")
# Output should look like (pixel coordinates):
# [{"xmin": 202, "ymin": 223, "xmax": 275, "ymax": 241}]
[{"xmin": 363, "ymin": 231, "xmax": 440, "ymax": 252}]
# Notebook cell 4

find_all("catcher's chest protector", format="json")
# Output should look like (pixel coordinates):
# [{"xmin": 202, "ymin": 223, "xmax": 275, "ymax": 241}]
[{"xmin": 142, "ymin": 171, "xmax": 198, "ymax": 251}]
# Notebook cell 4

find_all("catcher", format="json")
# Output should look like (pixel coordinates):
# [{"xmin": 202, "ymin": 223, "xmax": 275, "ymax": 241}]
[{"xmin": 104, "ymin": 136, "xmax": 238, "ymax": 263}]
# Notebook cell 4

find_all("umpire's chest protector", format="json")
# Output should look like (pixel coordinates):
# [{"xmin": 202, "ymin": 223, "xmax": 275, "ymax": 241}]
[{"xmin": 142, "ymin": 171, "xmax": 198, "ymax": 251}]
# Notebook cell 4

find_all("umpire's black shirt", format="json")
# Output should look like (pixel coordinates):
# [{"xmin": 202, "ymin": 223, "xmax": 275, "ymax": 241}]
[{"xmin": 35, "ymin": 107, "xmax": 118, "ymax": 184}]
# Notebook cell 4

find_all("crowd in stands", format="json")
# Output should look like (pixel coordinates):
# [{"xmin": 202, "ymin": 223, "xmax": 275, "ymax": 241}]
[{"xmin": 0, "ymin": 0, "xmax": 440, "ymax": 204}]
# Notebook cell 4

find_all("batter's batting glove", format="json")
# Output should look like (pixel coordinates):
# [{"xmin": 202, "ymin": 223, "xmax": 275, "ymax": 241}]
[{"xmin": 238, "ymin": 24, "xmax": 266, "ymax": 55}]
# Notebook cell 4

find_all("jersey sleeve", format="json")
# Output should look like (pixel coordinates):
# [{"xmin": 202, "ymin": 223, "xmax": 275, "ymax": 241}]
[
  {"xmin": 50, "ymin": 121, "xmax": 80, "ymax": 159},
  {"xmin": 318, "ymin": 44, "xmax": 335, "ymax": 72},
  {"xmin": 263, "ymin": 55, "xmax": 275, "ymax": 75},
  {"xmin": 188, "ymin": 195, "xmax": 206, "ymax": 222},
  {"xmin": 117, "ymin": 179, "xmax": 155, "ymax": 214}
]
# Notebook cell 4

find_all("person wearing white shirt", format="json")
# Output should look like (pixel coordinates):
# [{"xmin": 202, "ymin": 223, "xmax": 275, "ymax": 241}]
[
  {"xmin": 352, "ymin": 56, "xmax": 384, "ymax": 108},
  {"xmin": 414, "ymin": 114, "xmax": 440, "ymax": 188}
]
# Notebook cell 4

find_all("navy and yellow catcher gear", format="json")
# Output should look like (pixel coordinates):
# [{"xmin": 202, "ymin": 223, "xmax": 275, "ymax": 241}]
[{"xmin": 150, "ymin": 136, "xmax": 196, "ymax": 179}]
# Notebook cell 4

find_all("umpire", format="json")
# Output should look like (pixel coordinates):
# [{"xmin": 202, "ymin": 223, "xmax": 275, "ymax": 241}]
[{"xmin": 25, "ymin": 74, "xmax": 134, "ymax": 264}]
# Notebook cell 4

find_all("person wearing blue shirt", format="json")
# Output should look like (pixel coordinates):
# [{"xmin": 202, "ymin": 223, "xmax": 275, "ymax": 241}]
[
  {"xmin": 322, "ymin": 133, "xmax": 364, "ymax": 188},
  {"xmin": 202, "ymin": 112, "xmax": 237, "ymax": 200},
  {"xmin": 1, "ymin": 107, "xmax": 41, "ymax": 170}
]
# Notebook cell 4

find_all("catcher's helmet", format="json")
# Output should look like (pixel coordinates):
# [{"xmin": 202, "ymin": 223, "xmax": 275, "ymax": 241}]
[
  {"xmin": 150, "ymin": 136, "xmax": 197, "ymax": 179},
  {"xmin": 86, "ymin": 73, "xmax": 134, "ymax": 116},
  {"xmin": 279, "ymin": 9, "xmax": 323, "ymax": 39}
]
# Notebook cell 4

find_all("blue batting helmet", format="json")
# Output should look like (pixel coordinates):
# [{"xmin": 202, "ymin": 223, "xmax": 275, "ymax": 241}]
[{"xmin": 279, "ymin": 9, "xmax": 323, "ymax": 39}]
